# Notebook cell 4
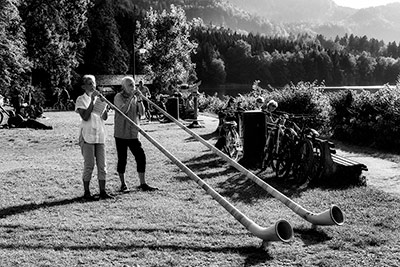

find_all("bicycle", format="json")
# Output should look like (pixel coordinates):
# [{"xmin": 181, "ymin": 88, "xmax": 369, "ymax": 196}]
[
  {"xmin": 215, "ymin": 107, "xmax": 243, "ymax": 161},
  {"xmin": 218, "ymin": 119, "xmax": 242, "ymax": 161},
  {"xmin": 261, "ymin": 114, "xmax": 288, "ymax": 174},
  {"xmin": 277, "ymin": 116, "xmax": 323, "ymax": 184},
  {"xmin": 146, "ymin": 99, "xmax": 164, "ymax": 122},
  {"xmin": 261, "ymin": 114, "xmax": 290, "ymax": 177}
]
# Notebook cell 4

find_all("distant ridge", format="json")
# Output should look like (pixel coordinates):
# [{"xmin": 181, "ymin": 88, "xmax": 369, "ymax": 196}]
[{"xmin": 223, "ymin": 0, "xmax": 400, "ymax": 42}]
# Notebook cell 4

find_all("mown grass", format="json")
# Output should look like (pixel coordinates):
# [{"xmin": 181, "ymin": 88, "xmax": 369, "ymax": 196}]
[{"xmin": 0, "ymin": 111, "xmax": 399, "ymax": 267}]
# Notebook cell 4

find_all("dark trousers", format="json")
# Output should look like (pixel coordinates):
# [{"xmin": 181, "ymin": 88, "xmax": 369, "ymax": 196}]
[{"xmin": 115, "ymin": 138, "xmax": 146, "ymax": 173}]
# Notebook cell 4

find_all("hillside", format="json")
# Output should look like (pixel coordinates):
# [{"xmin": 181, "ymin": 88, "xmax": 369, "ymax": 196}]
[
  {"xmin": 226, "ymin": 0, "xmax": 353, "ymax": 23},
  {"xmin": 224, "ymin": 0, "xmax": 400, "ymax": 42},
  {"xmin": 131, "ymin": 0, "xmax": 400, "ymax": 42}
]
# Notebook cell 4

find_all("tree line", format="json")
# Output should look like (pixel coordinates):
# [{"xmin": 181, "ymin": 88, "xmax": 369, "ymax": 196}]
[
  {"xmin": 2, "ymin": 0, "xmax": 400, "ymax": 108},
  {"xmin": 192, "ymin": 27, "xmax": 400, "ymax": 87}
]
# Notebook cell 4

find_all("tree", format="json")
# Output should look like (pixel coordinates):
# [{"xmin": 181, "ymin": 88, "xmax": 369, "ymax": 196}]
[
  {"xmin": 136, "ymin": 5, "xmax": 198, "ymax": 91},
  {"xmin": 0, "ymin": 0, "xmax": 31, "ymax": 96},
  {"xmin": 356, "ymin": 52, "xmax": 377, "ymax": 85},
  {"xmin": 80, "ymin": 0, "xmax": 129, "ymax": 75},
  {"xmin": 20, "ymin": 0, "xmax": 91, "ymax": 96},
  {"xmin": 206, "ymin": 57, "xmax": 226, "ymax": 85},
  {"xmin": 225, "ymin": 39, "xmax": 253, "ymax": 83}
]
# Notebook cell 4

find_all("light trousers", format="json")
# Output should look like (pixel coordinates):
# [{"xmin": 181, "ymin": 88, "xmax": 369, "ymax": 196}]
[{"xmin": 80, "ymin": 141, "xmax": 107, "ymax": 181}]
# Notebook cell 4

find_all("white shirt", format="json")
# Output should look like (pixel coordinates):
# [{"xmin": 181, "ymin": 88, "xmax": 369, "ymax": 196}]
[{"xmin": 75, "ymin": 93, "xmax": 107, "ymax": 144}]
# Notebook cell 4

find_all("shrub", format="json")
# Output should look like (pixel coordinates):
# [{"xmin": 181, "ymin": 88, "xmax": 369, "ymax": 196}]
[
  {"xmin": 329, "ymin": 85, "xmax": 400, "ymax": 152},
  {"xmin": 197, "ymin": 93, "xmax": 225, "ymax": 114},
  {"xmin": 267, "ymin": 82, "xmax": 331, "ymax": 133}
]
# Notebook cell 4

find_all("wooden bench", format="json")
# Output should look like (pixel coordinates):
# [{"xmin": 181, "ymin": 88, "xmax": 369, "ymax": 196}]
[
  {"xmin": 315, "ymin": 139, "xmax": 368, "ymax": 186},
  {"xmin": 315, "ymin": 137, "xmax": 367, "ymax": 171},
  {"xmin": 331, "ymin": 154, "xmax": 368, "ymax": 171}
]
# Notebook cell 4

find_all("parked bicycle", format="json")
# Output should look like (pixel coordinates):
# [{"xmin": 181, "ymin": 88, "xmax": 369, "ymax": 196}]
[
  {"xmin": 261, "ymin": 113, "xmax": 288, "ymax": 174},
  {"xmin": 276, "ymin": 115, "xmax": 323, "ymax": 184},
  {"xmin": 145, "ymin": 95, "xmax": 167, "ymax": 122},
  {"xmin": 218, "ymin": 120, "xmax": 242, "ymax": 161},
  {"xmin": 215, "ymin": 98, "xmax": 244, "ymax": 161},
  {"xmin": 290, "ymin": 118, "xmax": 323, "ymax": 184},
  {"xmin": 260, "ymin": 111, "xmax": 323, "ymax": 184}
]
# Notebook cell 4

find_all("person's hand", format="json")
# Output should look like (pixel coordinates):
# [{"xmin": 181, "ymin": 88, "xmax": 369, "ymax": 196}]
[
  {"xmin": 98, "ymin": 93, "xmax": 106, "ymax": 102},
  {"xmin": 133, "ymin": 90, "xmax": 143, "ymax": 101},
  {"xmin": 91, "ymin": 90, "xmax": 100, "ymax": 100}
]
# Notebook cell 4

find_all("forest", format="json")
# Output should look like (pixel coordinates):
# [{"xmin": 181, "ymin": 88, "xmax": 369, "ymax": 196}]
[{"xmin": 2, "ymin": 0, "xmax": 400, "ymax": 107}]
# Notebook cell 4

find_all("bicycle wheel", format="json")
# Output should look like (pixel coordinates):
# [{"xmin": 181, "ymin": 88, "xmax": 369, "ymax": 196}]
[
  {"xmin": 292, "ymin": 139, "xmax": 314, "ymax": 184},
  {"xmin": 261, "ymin": 134, "xmax": 275, "ymax": 170},
  {"xmin": 223, "ymin": 129, "xmax": 241, "ymax": 161},
  {"xmin": 0, "ymin": 111, "xmax": 3, "ymax": 125},
  {"xmin": 274, "ymin": 136, "xmax": 293, "ymax": 179},
  {"xmin": 308, "ymin": 141, "xmax": 323, "ymax": 182}
]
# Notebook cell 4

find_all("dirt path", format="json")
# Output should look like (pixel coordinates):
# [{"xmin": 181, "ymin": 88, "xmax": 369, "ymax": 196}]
[
  {"xmin": 336, "ymin": 150, "xmax": 400, "ymax": 196},
  {"xmin": 198, "ymin": 114, "xmax": 400, "ymax": 197}
]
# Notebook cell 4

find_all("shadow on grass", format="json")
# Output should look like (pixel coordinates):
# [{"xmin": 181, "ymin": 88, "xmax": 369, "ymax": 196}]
[
  {"xmin": 0, "ymin": 197, "xmax": 87, "ymax": 218},
  {"xmin": 217, "ymin": 171, "xmax": 313, "ymax": 204},
  {"xmin": 185, "ymin": 154, "xmax": 237, "ymax": 174},
  {"xmin": 294, "ymin": 227, "xmax": 332, "ymax": 245},
  {"xmin": 0, "ymin": 242, "xmax": 273, "ymax": 263},
  {"xmin": 183, "ymin": 130, "xmax": 219, "ymax": 143},
  {"xmin": 168, "ymin": 152, "xmax": 238, "ymax": 182},
  {"xmin": 172, "ymin": 152, "xmax": 314, "ymax": 203}
]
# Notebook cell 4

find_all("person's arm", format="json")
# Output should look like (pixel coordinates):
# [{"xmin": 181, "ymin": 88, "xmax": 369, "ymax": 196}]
[
  {"xmin": 136, "ymin": 91, "xmax": 145, "ymax": 117},
  {"xmin": 96, "ymin": 93, "xmax": 108, "ymax": 121},
  {"xmin": 77, "ymin": 94, "xmax": 95, "ymax": 121},
  {"xmin": 114, "ymin": 93, "xmax": 134, "ymax": 114},
  {"xmin": 137, "ymin": 99, "xmax": 145, "ymax": 117}
]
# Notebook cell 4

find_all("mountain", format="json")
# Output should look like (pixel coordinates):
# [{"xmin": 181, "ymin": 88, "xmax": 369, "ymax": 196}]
[
  {"xmin": 226, "ymin": 0, "xmax": 353, "ymax": 23},
  {"xmin": 223, "ymin": 0, "xmax": 400, "ymax": 42},
  {"xmin": 131, "ymin": 0, "xmax": 400, "ymax": 43}
]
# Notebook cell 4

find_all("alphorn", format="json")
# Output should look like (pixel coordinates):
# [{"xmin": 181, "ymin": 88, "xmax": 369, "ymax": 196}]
[
  {"xmin": 143, "ymin": 95, "xmax": 344, "ymax": 226},
  {"xmin": 96, "ymin": 91, "xmax": 293, "ymax": 243}
]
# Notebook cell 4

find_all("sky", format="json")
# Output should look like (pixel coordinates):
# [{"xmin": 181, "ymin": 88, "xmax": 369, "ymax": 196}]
[{"xmin": 333, "ymin": 0, "xmax": 400, "ymax": 9}]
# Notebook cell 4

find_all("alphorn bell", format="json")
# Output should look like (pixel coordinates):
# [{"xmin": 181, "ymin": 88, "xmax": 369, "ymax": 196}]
[
  {"xmin": 95, "ymin": 90, "xmax": 294, "ymax": 243},
  {"xmin": 142, "ymin": 95, "xmax": 344, "ymax": 227}
]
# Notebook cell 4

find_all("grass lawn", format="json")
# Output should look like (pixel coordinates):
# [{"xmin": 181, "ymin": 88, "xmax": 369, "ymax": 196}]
[{"xmin": 0, "ymin": 111, "xmax": 399, "ymax": 267}]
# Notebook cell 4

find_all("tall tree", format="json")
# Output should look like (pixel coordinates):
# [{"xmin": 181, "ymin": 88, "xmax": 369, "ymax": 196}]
[
  {"xmin": 356, "ymin": 52, "xmax": 377, "ymax": 85},
  {"xmin": 225, "ymin": 39, "xmax": 253, "ymax": 83},
  {"xmin": 80, "ymin": 0, "xmax": 129, "ymax": 75},
  {"xmin": 0, "ymin": 0, "xmax": 31, "ymax": 96},
  {"xmin": 20, "ymin": 0, "xmax": 91, "ymax": 95},
  {"xmin": 136, "ymin": 5, "xmax": 198, "ymax": 91}
]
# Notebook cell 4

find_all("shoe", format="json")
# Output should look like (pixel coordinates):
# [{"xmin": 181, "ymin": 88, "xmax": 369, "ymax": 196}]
[
  {"xmin": 138, "ymin": 183, "xmax": 158, "ymax": 191},
  {"xmin": 119, "ymin": 184, "xmax": 130, "ymax": 193},
  {"xmin": 83, "ymin": 192, "xmax": 95, "ymax": 201},
  {"xmin": 99, "ymin": 191, "xmax": 114, "ymax": 199}
]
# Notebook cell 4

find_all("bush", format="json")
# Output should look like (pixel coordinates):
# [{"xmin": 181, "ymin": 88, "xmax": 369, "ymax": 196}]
[
  {"xmin": 197, "ymin": 93, "xmax": 225, "ymax": 114},
  {"xmin": 329, "ymin": 85, "xmax": 400, "ymax": 152},
  {"xmin": 199, "ymin": 81, "xmax": 331, "ymax": 133},
  {"xmin": 266, "ymin": 82, "xmax": 331, "ymax": 133},
  {"xmin": 199, "ymin": 81, "xmax": 400, "ymax": 153}
]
